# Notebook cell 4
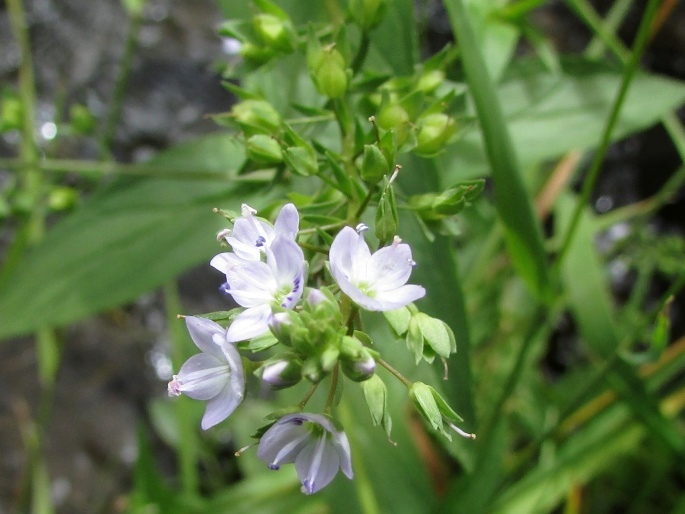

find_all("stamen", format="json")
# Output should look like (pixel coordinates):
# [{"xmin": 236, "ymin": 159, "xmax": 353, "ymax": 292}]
[
  {"xmin": 167, "ymin": 376, "xmax": 182, "ymax": 396},
  {"xmin": 391, "ymin": 235, "xmax": 402, "ymax": 248},
  {"xmin": 448, "ymin": 422, "xmax": 476, "ymax": 440},
  {"xmin": 241, "ymin": 204, "xmax": 257, "ymax": 217},
  {"xmin": 408, "ymin": 258, "xmax": 417, "ymax": 268},
  {"xmin": 255, "ymin": 235, "xmax": 267, "ymax": 247},
  {"xmin": 389, "ymin": 164, "xmax": 402, "ymax": 184},
  {"xmin": 219, "ymin": 282, "xmax": 231, "ymax": 295},
  {"xmin": 356, "ymin": 223, "xmax": 369, "ymax": 234},
  {"xmin": 216, "ymin": 228, "xmax": 231, "ymax": 241}
]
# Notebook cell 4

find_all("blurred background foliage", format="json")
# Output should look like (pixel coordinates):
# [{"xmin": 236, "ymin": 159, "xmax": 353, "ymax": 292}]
[{"xmin": 1, "ymin": 0, "xmax": 684, "ymax": 513}]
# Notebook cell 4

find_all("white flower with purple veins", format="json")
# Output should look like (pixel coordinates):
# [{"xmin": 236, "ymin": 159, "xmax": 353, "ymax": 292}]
[
  {"xmin": 219, "ymin": 203, "xmax": 299, "ymax": 262},
  {"xmin": 329, "ymin": 225, "xmax": 426, "ymax": 311},
  {"xmin": 257, "ymin": 413, "xmax": 354, "ymax": 494},
  {"xmin": 211, "ymin": 235, "xmax": 306, "ymax": 342},
  {"xmin": 167, "ymin": 316, "xmax": 245, "ymax": 430}
]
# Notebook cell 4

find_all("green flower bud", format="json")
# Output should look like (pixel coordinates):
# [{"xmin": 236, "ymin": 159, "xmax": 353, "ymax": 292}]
[
  {"xmin": 246, "ymin": 134, "xmax": 283, "ymax": 163},
  {"xmin": 258, "ymin": 355, "xmax": 302, "ymax": 389},
  {"xmin": 231, "ymin": 99, "xmax": 281, "ymax": 135},
  {"xmin": 360, "ymin": 144, "xmax": 390, "ymax": 184},
  {"xmin": 313, "ymin": 47, "xmax": 348, "ymax": 99},
  {"xmin": 414, "ymin": 113, "xmax": 457, "ymax": 156},
  {"xmin": 339, "ymin": 336, "xmax": 376, "ymax": 382},
  {"xmin": 239, "ymin": 41, "xmax": 276, "ymax": 65},
  {"xmin": 417, "ymin": 69, "xmax": 445, "ymax": 94},
  {"xmin": 349, "ymin": 0, "xmax": 388, "ymax": 30},
  {"xmin": 376, "ymin": 104, "xmax": 409, "ymax": 131},
  {"xmin": 253, "ymin": 13, "xmax": 295, "ymax": 53}
]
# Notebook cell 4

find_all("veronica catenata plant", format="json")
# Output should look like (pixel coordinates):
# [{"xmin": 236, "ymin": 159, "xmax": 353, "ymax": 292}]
[{"xmin": 166, "ymin": 0, "xmax": 482, "ymax": 495}]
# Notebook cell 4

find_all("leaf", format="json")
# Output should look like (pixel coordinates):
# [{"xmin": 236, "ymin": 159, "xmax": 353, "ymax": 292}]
[
  {"xmin": 445, "ymin": 0, "xmax": 551, "ymax": 301},
  {"xmin": 0, "ymin": 134, "xmax": 278, "ymax": 339},
  {"xmin": 440, "ymin": 58, "xmax": 685, "ymax": 181}
]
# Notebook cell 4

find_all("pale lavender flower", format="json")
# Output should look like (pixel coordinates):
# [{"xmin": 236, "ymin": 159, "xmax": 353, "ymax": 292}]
[
  {"xmin": 329, "ymin": 226, "xmax": 425, "ymax": 311},
  {"xmin": 210, "ymin": 235, "xmax": 306, "ymax": 342},
  {"xmin": 220, "ymin": 203, "xmax": 299, "ymax": 261},
  {"xmin": 257, "ymin": 413, "xmax": 353, "ymax": 494},
  {"xmin": 167, "ymin": 316, "xmax": 245, "ymax": 430}
]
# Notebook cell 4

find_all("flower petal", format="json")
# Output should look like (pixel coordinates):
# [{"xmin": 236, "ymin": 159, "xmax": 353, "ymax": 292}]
[
  {"xmin": 372, "ymin": 284, "xmax": 426, "ymax": 310},
  {"xmin": 329, "ymin": 227, "xmax": 371, "ymax": 284},
  {"xmin": 274, "ymin": 203, "xmax": 299, "ymax": 240},
  {"xmin": 257, "ymin": 415, "xmax": 312, "ymax": 467},
  {"xmin": 210, "ymin": 253, "xmax": 276, "ymax": 307},
  {"xmin": 200, "ymin": 381, "xmax": 242, "ymax": 430},
  {"xmin": 184, "ymin": 316, "xmax": 226, "ymax": 359},
  {"xmin": 226, "ymin": 304, "xmax": 271, "ymax": 343},
  {"xmin": 296, "ymin": 434, "xmax": 340, "ymax": 494},
  {"xmin": 176, "ymin": 353, "xmax": 229, "ymax": 400},
  {"xmin": 366, "ymin": 242, "xmax": 414, "ymax": 292}
]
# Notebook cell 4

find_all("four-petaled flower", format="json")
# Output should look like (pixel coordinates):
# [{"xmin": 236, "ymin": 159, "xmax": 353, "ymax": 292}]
[
  {"xmin": 211, "ymin": 235, "xmax": 306, "ymax": 342},
  {"xmin": 219, "ymin": 203, "xmax": 299, "ymax": 261},
  {"xmin": 329, "ymin": 226, "xmax": 426, "ymax": 311},
  {"xmin": 257, "ymin": 413, "xmax": 354, "ymax": 494},
  {"xmin": 167, "ymin": 316, "xmax": 245, "ymax": 430}
]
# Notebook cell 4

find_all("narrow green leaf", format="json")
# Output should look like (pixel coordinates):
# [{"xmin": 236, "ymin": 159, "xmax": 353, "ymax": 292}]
[{"xmin": 445, "ymin": 0, "xmax": 551, "ymax": 301}]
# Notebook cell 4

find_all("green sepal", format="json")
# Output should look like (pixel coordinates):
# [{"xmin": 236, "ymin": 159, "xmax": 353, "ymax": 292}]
[
  {"xmin": 375, "ymin": 176, "xmax": 398, "ymax": 243},
  {"xmin": 360, "ymin": 144, "xmax": 390, "ymax": 184},
  {"xmin": 361, "ymin": 374, "xmax": 393, "ymax": 439},
  {"xmin": 383, "ymin": 306, "xmax": 411, "ymax": 337},
  {"xmin": 284, "ymin": 146, "xmax": 318, "ymax": 176},
  {"xmin": 246, "ymin": 134, "xmax": 283, "ymax": 163},
  {"xmin": 414, "ymin": 312, "xmax": 456, "ymax": 360},
  {"xmin": 409, "ymin": 381, "xmax": 442, "ymax": 432}
]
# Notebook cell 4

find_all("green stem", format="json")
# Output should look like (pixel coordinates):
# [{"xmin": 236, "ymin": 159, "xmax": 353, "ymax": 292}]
[
  {"xmin": 351, "ymin": 32, "xmax": 371, "ymax": 76},
  {"xmin": 554, "ymin": 0, "xmax": 661, "ymax": 271},
  {"xmin": 566, "ymin": 0, "xmax": 631, "ymax": 62},
  {"xmin": 99, "ymin": 7, "xmax": 144, "ymax": 156},
  {"xmin": 377, "ymin": 358, "xmax": 412, "ymax": 388},
  {"xmin": 0, "ymin": 157, "xmax": 240, "ymax": 181},
  {"xmin": 299, "ymin": 383, "xmax": 320, "ymax": 410},
  {"xmin": 324, "ymin": 365, "xmax": 340, "ymax": 412},
  {"xmin": 582, "ymin": 0, "xmax": 633, "ymax": 60}
]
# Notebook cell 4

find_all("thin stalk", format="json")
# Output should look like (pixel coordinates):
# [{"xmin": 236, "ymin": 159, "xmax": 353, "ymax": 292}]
[
  {"xmin": 2, "ymin": 0, "xmax": 44, "ymax": 288},
  {"xmin": 324, "ymin": 365, "xmax": 340, "ymax": 412},
  {"xmin": 378, "ymin": 358, "xmax": 412, "ymax": 388},
  {"xmin": 351, "ymin": 32, "xmax": 371, "ymax": 76},
  {"xmin": 582, "ymin": 0, "xmax": 633, "ymax": 60},
  {"xmin": 298, "ymin": 383, "xmax": 320, "ymax": 410},
  {"xmin": 554, "ymin": 0, "xmax": 661, "ymax": 271},
  {"xmin": 0, "ymin": 157, "xmax": 240, "ymax": 181},
  {"xmin": 99, "ymin": 6, "xmax": 144, "ymax": 156}
]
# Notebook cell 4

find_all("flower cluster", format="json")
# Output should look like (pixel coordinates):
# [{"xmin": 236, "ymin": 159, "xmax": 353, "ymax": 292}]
[{"xmin": 167, "ymin": 202, "xmax": 470, "ymax": 494}]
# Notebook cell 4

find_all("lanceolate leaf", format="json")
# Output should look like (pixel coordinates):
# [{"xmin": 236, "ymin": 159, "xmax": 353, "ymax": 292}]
[
  {"xmin": 441, "ymin": 58, "xmax": 685, "ymax": 181},
  {"xmin": 0, "ymin": 134, "xmax": 277, "ymax": 339},
  {"xmin": 445, "ymin": 0, "xmax": 551, "ymax": 301}
]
